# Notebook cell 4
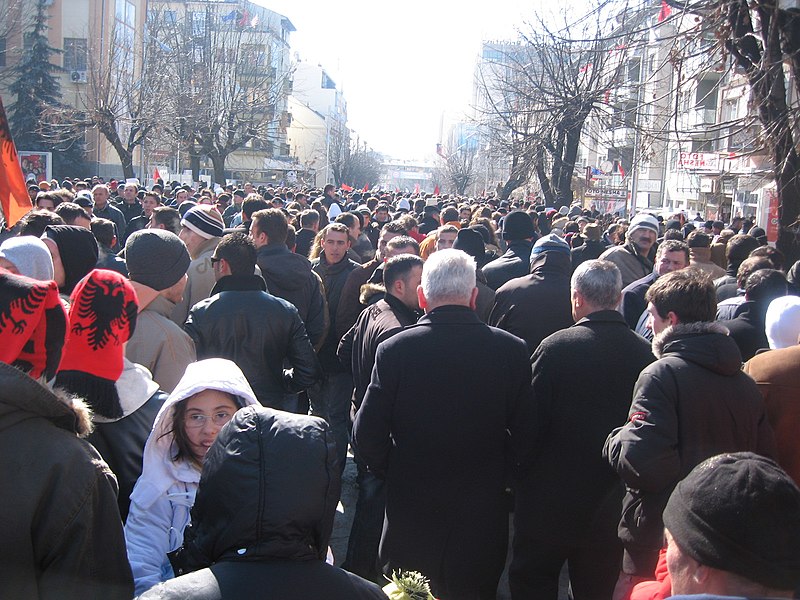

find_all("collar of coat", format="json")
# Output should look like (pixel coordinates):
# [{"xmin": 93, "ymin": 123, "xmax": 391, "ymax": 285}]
[
  {"xmin": 574, "ymin": 309, "xmax": 627, "ymax": 327},
  {"xmin": 210, "ymin": 274, "xmax": 267, "ymax": 295},
  {"xmin": 384, "ymin": 291, "xmax": 422, "ymax": 324},
  {"xmin": 652, "ymin": 321, "xmax": 729, "ymax": 358},
  {"xmin": 419, "ymin": 304, "xmax": 481, "ymax": 325}
]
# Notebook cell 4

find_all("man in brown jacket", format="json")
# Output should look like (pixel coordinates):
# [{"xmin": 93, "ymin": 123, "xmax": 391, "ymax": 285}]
[{"xmin": 744, "ymin": 320, "xmax": 800, "ymax": 486}]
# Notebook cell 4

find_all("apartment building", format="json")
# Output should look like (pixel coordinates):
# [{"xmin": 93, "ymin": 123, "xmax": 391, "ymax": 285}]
[
  {"xmin": 0, "ymin": 0, "xmax": 148, "ymax": 178},
  {"xmin": 287, "ymin": 61, "xmax": 348, "ymax": 188}
]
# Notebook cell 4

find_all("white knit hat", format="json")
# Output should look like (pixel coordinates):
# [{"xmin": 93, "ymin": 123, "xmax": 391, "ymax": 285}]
[{"xmin": 765, "ymin": 295, "xmax": 800, "ymax": 348}]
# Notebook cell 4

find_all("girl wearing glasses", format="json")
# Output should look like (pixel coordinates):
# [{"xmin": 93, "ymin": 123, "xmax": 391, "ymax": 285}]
[{"xmin": 125, "ymin": 358, "xmax": 259, "ymax": 596}]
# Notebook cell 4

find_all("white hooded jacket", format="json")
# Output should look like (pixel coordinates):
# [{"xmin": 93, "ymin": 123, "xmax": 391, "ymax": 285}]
[{"xmin": 124, "ymin": 359, "xmax": 259, "ymax": 596}]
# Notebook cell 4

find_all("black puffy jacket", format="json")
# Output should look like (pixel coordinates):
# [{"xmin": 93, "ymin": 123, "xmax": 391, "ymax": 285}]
[
  {"xmin": 185, "ymin": 274, "xmax": 322, "ymax": 408},
  {"xmin": 604, "ymin": 322, "xmax": 777, "ymax": 576},
  {"xmin": 139, "ymin": 406, "xmax": 385, "ymax": 600}
]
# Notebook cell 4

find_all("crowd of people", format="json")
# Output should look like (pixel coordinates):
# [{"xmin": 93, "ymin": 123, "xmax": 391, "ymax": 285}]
[{"xmin": 1, "ymin": 174, "xmax": 800, "ymax": 600}]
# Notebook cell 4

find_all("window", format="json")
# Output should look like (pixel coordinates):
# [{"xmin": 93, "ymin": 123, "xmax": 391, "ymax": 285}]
[
  {"xmin": 0, "ymin": 37, "xmax": 6, "ymax": 67},
  {"xmin": 321, "ymin": 72, "xmax": 336, "ymax": 90},
  {"xmin": 63, "ymin": 38, "xmax": 87, "ymax": 71},
  {"xmin": 627, "ymin": 58, "xmax": 641, "ymax": 83},
  {"xmin": 113, "ymin": 0, "xmax": 136, "ymax": 76},
  {"xmin": 189, "ymin": 11, "xmax": 207, "ymax": 37}
]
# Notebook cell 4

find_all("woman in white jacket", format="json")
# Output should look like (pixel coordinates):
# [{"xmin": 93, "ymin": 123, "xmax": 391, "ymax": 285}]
[{"xmin": 124, "ymin": 358, "xmax": 259, "ymax": 595}]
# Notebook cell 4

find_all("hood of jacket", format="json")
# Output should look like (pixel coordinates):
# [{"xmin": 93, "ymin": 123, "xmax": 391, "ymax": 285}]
[
  {"xmin": 652, "ymin": 321, "xmax": 742, "ymax": 375},
  {"xmin": 257, "ymin": 244, "xmax": 314, "ymax": 293},
  {"xmin": 130, "ymin": 358, "xmax": 260, "ymax": 510},
  {"xmin": 0, "ymin": 361, "xmax": 93, "ymax": 437},
  {"xmin": 529, "ymin": 250, "xmax": 572, "ymax": 277},
  {"xmin": 360, "ymin": 282, "xmax": 385, "ymax": 305},
  {"xmin": 172, "ymin": 406, "xmax": 340, "ymax": 572},
  {"xmin": 90, "ymin": 358, "xmax": 160, "ymax": 424}
]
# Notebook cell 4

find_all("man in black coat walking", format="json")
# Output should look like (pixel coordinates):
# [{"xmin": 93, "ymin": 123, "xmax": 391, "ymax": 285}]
[
  {"xmin": 483, "ymin": 210, "xmax": 537, "ymax": 290},
  {"xmin": 337, "ymin": 254, "xmax": 423, "ymax": 582},
  {"xmin": 353, "ymin": 249, "xmax": 535, "ymax": 599},
  {"xmin": 570, "ymin": 222, "xmax": 608, "ymax": 272},
  {"xmin": 510, "ymin": 260, "xmax": 654, "ymax": 600},
  {"xmin": 489, "ymin": 234, "xmax": 575, "ymax": 353}
]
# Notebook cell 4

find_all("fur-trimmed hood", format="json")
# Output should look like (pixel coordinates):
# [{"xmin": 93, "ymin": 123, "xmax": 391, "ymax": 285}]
[
  {"xmin": 359, "ymin": 282, "xmax": 385, "ymax": 306},
  {"xmin": 0, "ymin": 361, "xmax": 93, "ymax": 437},
  {"xmin": 652, "ymin": 321, "xmax": 741, "ymax": 375}
]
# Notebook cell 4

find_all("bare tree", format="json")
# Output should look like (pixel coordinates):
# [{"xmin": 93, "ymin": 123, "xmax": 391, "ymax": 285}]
[
  {"xmin": 328, "ymin": 126, "xmax": 382, "ymax": 189},
  {"xmin": 152, "ymin": 6, "xmax": 294, "ymax": 184},
  {"xmin": 477, "ymin": 3, "xmax": 649, "ymax": 206},
  {"xmin": 436, "ymin": 143, "xmax": 478, "ymax": 195},
  {"xmin": 49, "ymin": 18, "xmax": 170, "ymax": 179},
  {"xmin": 716, "ymin": 0, "xmax": 800, "ymax": 261}
]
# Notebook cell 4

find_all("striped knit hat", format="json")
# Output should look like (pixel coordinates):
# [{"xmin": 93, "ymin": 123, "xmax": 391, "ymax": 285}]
[{"xmin": 181, "ymin": 205, "xmax": 224, "ymax": 239}]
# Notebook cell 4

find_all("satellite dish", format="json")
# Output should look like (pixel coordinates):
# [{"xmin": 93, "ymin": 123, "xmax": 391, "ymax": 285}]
[{"xmin": 600, "ymin": 160, "xmax": 613, "ymax": 174}]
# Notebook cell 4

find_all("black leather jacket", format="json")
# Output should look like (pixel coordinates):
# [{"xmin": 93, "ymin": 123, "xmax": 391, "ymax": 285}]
[{"xmin": 185, "ymin": 274, "xmax": 322, "ymax": 408}]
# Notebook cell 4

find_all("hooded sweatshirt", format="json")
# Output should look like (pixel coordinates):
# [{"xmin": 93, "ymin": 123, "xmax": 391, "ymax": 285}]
[
  {"xmin": 139, "ymin": 405, "xmax": 385, "ymax": 600},
  {"xmin": 125, "ymin": 358, "xmax": 259, "ymax": 596}
]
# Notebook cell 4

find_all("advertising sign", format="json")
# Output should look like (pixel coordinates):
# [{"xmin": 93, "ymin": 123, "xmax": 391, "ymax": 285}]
[
  {"xmin": 18, "ymin": 151, "xmax": 52, "ymax": 182},
  {"xmin": 678, "ymin": 152, "xmax": 720, "ymax": 171}
]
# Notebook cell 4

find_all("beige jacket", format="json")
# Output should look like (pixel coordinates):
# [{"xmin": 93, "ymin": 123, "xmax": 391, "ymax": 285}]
[
  {"xmin": 171, "ymin": 237, "xmax": 220, "ymax": 326},
  {"xmin": 127, "ymin": 287, "xmax": 196, "ymax": 393}
]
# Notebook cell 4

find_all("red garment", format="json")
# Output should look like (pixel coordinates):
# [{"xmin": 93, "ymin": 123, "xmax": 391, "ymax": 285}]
[
  {"xmin": 59, "ymin": 269, "xmax": 138, "ymax": 382},
  {"xmin": 408, "ymin": 230, "xmax": 426, "ymax": 243},
  {"xmin": 0, "ymin": 268, "xmax": 66, "ymax": 379},
  {"xmin": 628, "ymin": 547, "xmax": 671, "ymax": 600}
]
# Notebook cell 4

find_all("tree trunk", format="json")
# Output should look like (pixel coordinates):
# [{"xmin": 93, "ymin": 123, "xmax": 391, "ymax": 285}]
[
  {"xmin": 776, "ymin": 148, "xmax": 800, "ymax": 266},
  {"xmin": 535, "ymin": 151, "xmax": 557, "ymax": 206},
  {"xmin": 209, "ymin": 152, "xmax": 226, "ymax": 186}
]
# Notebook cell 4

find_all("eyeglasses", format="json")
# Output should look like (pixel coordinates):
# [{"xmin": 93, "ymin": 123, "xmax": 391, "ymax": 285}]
[
  {"xmin": 184, "ymin": 411, "xmax": 233, "ymax": 429},
  {"xmin": 210, "ymin": 257, "xmax": 221, "ymax": 265}
]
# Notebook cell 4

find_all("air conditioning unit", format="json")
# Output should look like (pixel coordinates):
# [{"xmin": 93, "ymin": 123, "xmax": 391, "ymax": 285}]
[{"xmin": 70, "ymin": 70, "xmax": 88, "ymax": 83}]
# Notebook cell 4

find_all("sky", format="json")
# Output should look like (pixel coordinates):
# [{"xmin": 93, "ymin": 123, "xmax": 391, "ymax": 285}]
[{"xmin": 257, "ymin": 0, "xmax": 537, "ymax": 161}]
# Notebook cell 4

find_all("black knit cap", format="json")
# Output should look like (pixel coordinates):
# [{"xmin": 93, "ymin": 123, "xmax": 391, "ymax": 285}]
[
  {"xmin": 501, "ymin": 211, "xmax": 536, "ymax": 241},
  {"xmin": 452, "ymin": 228, "xmax": 486, "ymax": 262},
  {"xmin": 663, "ymin": 452, "xmax": 800, "ymax": 591},
  {"xmin": 43, "ymin": 225, "xmax": 99, "ymax": 295}
]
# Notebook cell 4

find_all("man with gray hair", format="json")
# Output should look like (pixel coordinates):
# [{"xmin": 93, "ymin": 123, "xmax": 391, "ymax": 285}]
[
  {"xmin": 510, "ymin": 260, "xmax": 654, "ymax": 600},
  {"xmin": 352, "ymin": 248, "xmax": 535, "ymax": 600}
]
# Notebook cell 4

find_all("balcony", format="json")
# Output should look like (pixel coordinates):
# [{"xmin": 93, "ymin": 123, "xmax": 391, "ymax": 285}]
[{"xmin": 693, "ymin": 108, "xmax": 717, "ymax": 126}]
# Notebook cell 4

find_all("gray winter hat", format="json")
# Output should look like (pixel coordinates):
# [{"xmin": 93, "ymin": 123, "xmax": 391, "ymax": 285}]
[{"xmin": 125, "ymin": 229, "xmax": 190, "ymax": 291}]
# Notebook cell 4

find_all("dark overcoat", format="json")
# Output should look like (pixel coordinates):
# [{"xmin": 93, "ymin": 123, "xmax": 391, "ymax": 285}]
[{"xmin": 352, "ymin": 305, "xmax": 534, "ymax": 599}]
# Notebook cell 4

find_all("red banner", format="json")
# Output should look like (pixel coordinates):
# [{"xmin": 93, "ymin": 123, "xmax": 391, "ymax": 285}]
[
  {"xmin": 0, "ymin": 96, "xmax": 33, "ymax": 228},
  {"xmin": 766, "ymin": 188, "xmax": 780, "ymax": 243}
]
